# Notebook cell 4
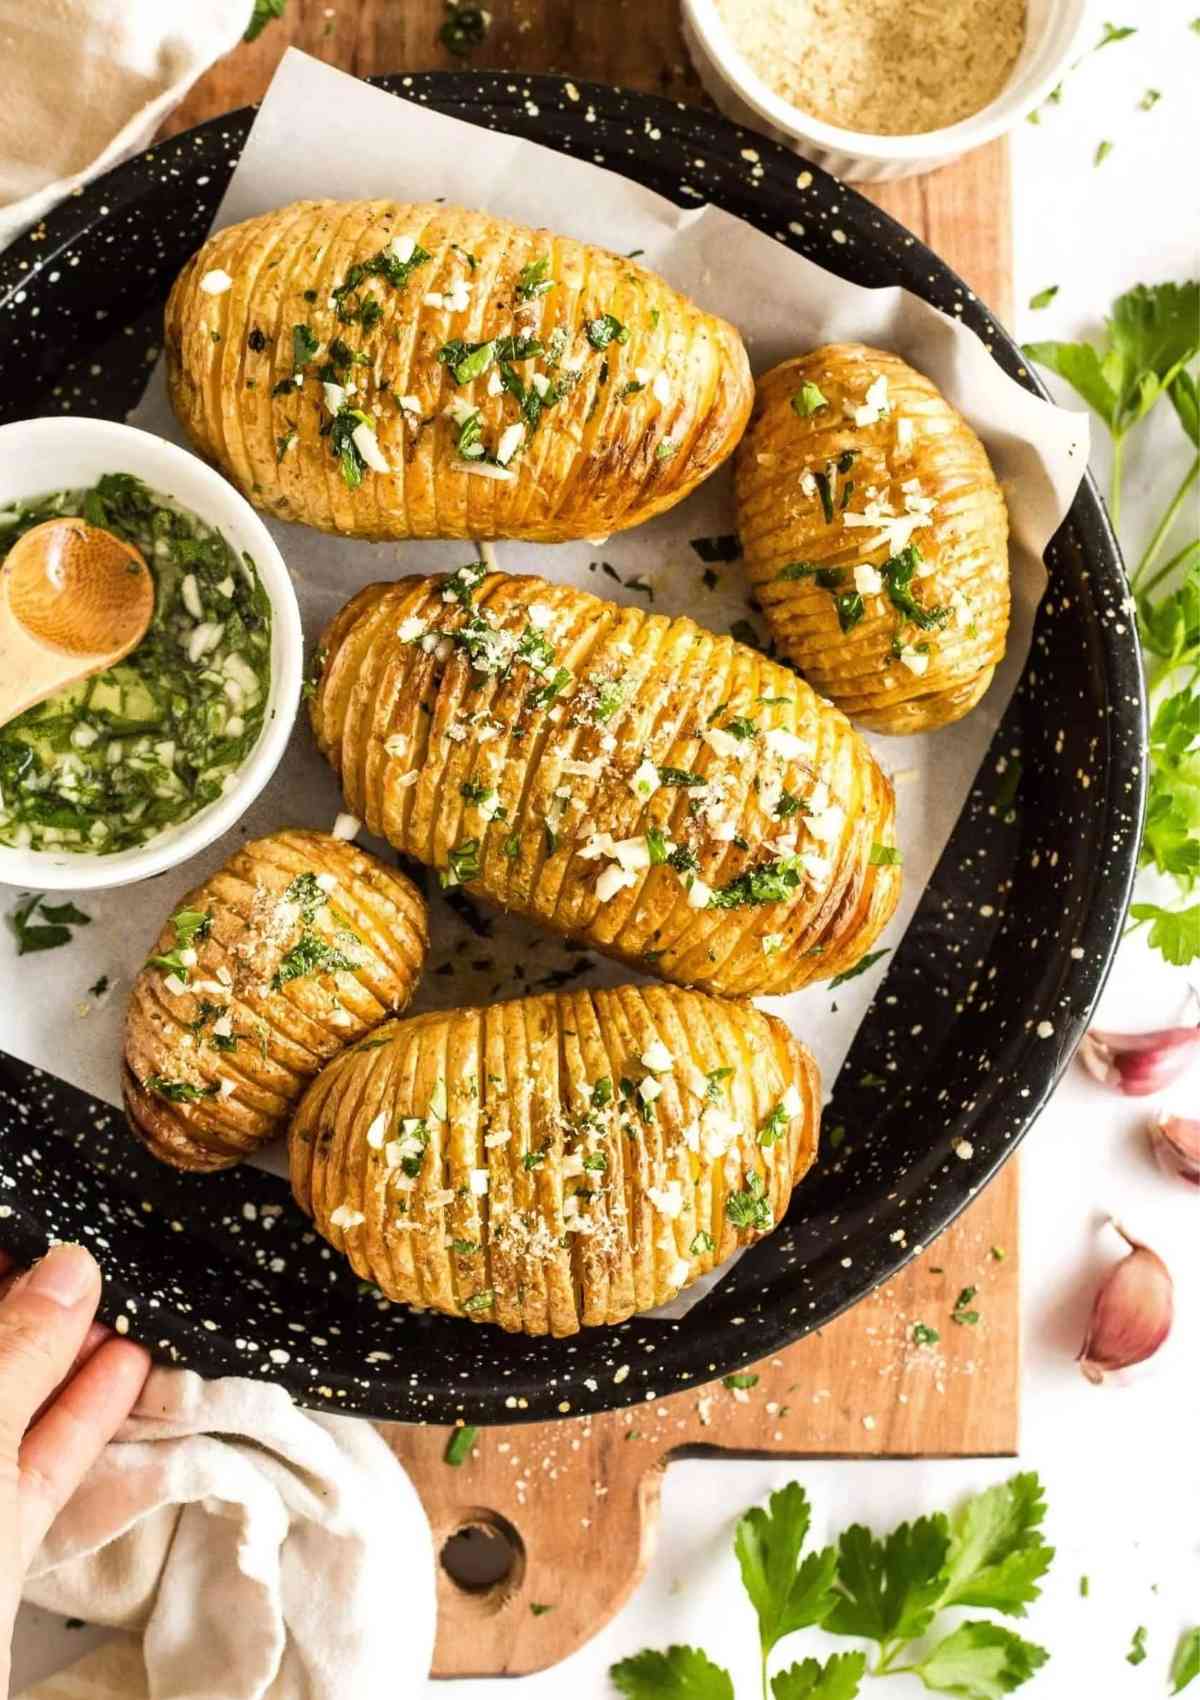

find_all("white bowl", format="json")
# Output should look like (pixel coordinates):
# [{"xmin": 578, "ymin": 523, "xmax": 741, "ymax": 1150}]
[
  {"xmin": 681, "ymin": 0, "xmax": 1089, "ymax": 181},
  {"xmin": 0, "ymin": 417, "xmax": 302, "ymax": 892}
]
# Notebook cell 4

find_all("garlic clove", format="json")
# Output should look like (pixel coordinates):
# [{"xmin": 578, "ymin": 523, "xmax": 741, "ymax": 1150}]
[
  {"xmin": 1078, "ymin": 1222, "xmax": 1174, "ymax": 1384},
  {"xmin": 1148, "ymin": 1111, "xmax": 1200, "ymax": 1187},
  {"xmin": 1077, "ymin": 1024, "xmax": 1200, "ymax": 1096}
]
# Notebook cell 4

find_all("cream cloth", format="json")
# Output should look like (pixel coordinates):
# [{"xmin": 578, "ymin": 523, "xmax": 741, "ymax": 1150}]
[
  {"xmin": 0, "ymin": 0, "xmax": 251, "ymax": 249},
  {"xmin": 23, "ymin": 1367, "xmax": 437, "ymax": 1700}
]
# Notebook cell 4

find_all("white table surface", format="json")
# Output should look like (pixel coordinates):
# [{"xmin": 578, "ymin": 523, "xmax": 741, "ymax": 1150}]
[{"xmin": 10, "ymin": 5, "xmax": 1199, "ymax": 1695}]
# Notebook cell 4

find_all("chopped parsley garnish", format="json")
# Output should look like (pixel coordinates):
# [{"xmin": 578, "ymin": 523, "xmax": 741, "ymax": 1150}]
[
  {"xmin": 292, "ymin": 322, "xmax": 319, "ymax": 371},
  {"xmin": 593, "ymin": 679, "xmax": 625, "ymax": 723},
  {"xmin": 582, "ymin": 1152, "xmax": 608, "ymax": 1172},
  {"xmin": 658, "ymin": 766, "xmax": 706, "ymax": 788},
  {"xmin": 1126, "ymin": 1626, "xmax": 1148, "ymax": 1666},
  {"xmin": 757, "ymin": 1101, "xmax": 791, "ymax": 1147},
  {"xmin": 709, "ymin": 856, "xmax": 805, "ymax": 910},
  {"xmin": 723, "ymin": 1372, "xmax": 759, "ymax": 1390},
  {"xmin": 723, "ymin": 716, "xmax": 758, "ymax": 741},
  {"xmin": 9, "ymin": 894, "xmax": 91, "ymax": 956},
  {"xmin": 399, "ymin": 1120, "xmax": 430, "ymax": 1178},
  {"xmin": 452, "ymin": 1239, "xmax": 481, "ymax": 1256},
  {"xmin": 912, "ymin": 1322, "xmax": 940, "ymax": 1346},
  {"xmin": 777, "ymin": 561, "xmax": 821, "ymax": 580},
  {"xmin": 813, "ymin": 469, "xmax": 835, "ymax": 523},
  {"xmin": 951, "ymin": 1285, "xmax": 981, "ymax": 1327},
  {"xmin": 791, "ymin": 381, "xmax": 828, "ymax": 417},
  {"xmin": 1029, "ymin": 285, "xmax": 1059, "ymax": 311},
  {"xmin": 774, "ymin": 790, "xmax": 803, "ymax": 819},
  {"xmin": 726, "ymin": 1171, "xmax": 772, "ymax": 1231},
  {"xmin": 331, "ymin": 245, "xmax": 431, "ymax": 325},
  {"xmin": 441, "ymin": 839, "xmax": 482, "ymax": 888},
  {"xmin": 147, "ymin": 907, "xmax": 213, "ymax": 979},
  {"xmin": 444, "ymin": 560, "xmax": 487, "ymax": 604},
  {"xmin": 145, "ymin": 1074, "xmax": 218, "ymax": 1104},
  {"xmin": 438, "ymin": 0, "xmax": 491, "ymax": 56},
  {"xmin": 705, "ymin": 1067, "xmax": 733, "ymax": 1102},
  {"xmin": 462, "ymin": 1290, "xmax": 495, "ymax": 1313},
  {"xmin": 585, "ymin": 314, "xmax": 629, "ymax": 350},
  {"xmin": 244, "ymin": 0, "xmax": 285, "ymax": 42},
  {"xmin": 516, "ymin": 256, "xmax": 554, "ymax": 299},
  {"xmin": 592, "ymin": 1077, "xmax": 614, "ymax": 1109},
  {"xmin": 690, "ymin": 534, "xmax": 742, "ymax": 563},
  {"xmin": 690, "ymin": 1230, "xmax": 716, "ymax": 1256},
  {"xmin": 868, "ymin": 843, "xmax": 902, "ymax": 867},
  {"xmin": 271, "ymin": 930, "xmax": 358, "ymax": 990},
  {"xmin": 828, "ymin": 948, "xmax": 890, "ymax": 988},
  {"xmin": 881, "ymin": 545, "xmax": 949, "ymax": 632},
  {"xmin": 646, "ymin": 826, "xmax": 670, "ymax": 865},
  {"xmin": 444, "ymin": 1424, "xmax": 479, "ymax": 1466},
  {"xmin": 655, "ymin": 439, "xmax": 678, "ymax": 461},
  {"xmin": 329, "ymin": 405, "xmax": 371, "ymax": 489},
  {"xmin": 285, "ymin": 872, "xmax": 328, "ymax": 920},
  {"xmin": 276, "ymin": 430, "xmax": 297, "ymax": 461}
]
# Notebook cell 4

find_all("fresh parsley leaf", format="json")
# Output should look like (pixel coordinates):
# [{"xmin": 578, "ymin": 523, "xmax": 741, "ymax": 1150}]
[
  {"xmin": 1127, "ymin": 1624, "xmax": 1149, "ymax": 1666},
  {"xmin": 1129, "ymin": 900, "xmax": 1200, "ymax": 964},
  {"xmin": 1028, "ymin": 286, "xmax": 1058, "ymax": 311},
  {"xmin": 272, "ymin": 930, "xmax": 358, "ymax": 990},
  {"xmin": 725, "ymin": 1170, "xmax": 772, "ymax": 1230},
  {"xmin": 610, "ymin": 1645, "xmax": 734, "ymax": 1700},
  {"xmin": 145, "ymin": 1074, "xmax": 218, "ymax": 1105},
  {"xmin": 937, "ymin": 1473, "xmax": 1053, "ymax": 1618},
  {"xmin": 444, "ymin": 1425, "xmax": 478, "ymax": 1466},
  {"xmin": 245, "ymin": 0, "xmax": 286, "ymax": 42},
  {"xmin": 913, "ymin": 1323, "xmax": 940, "ymax": 1346},
  {"xmin": 771, "ymin": 1653, "xmax": 867, "ymax": 1700},
  {"xmin": 1097, "ymin": 21, "xmax": 1136, "ymax": 47},
  {"xmin": 723, "ymin": 1372, "xmax": 759, "ymax": 1390},
  {"xmin": 1171, "ymin": 1627, "xmax": 1200, "ymax": 1693},
  {"xmin": 735, "ymin": 1482, "xmax": 839, "ymax": 1668},
  {"xmin": 868, "ymin": 843, "xmax": 902, "ymax": 867},
  {"xmin": 828, "ymin": 949, "xmax": 890, "ymax": 989},
  {"xmin": 586, "ymin": 314, "xmax": 629, "ymax": 350},
  {"xmin": 1171, "ymin": 367, "xmax": 1200, "ymax": 448},
  {"xmin": 915, "ymin": 1620, "xmax": 1050, "ymax": 1698},
  {"xmin": 825, "ymin": 1516, "xmax": 950, "ymax": 1648},
  {"xmin": 516, "ymin": 256, "xmax": 554, "ymax": 299}
]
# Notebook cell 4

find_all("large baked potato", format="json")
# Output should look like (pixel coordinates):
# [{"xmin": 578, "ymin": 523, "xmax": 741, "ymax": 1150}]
[
  {"xmin": 735, "ymin": 344, "xmax": 1010, "ymax": 733},
  {"xmin": 164, "ymin": 199, "xmax": 752, "ymax": 543},
  {"xmin": 309, "ymin": 567, "xmax": 901, "ymax": 998},
  {"xmin": 290, "ymin": 983, "xmax": 819, "ymax": 1335},
  {"xmin": 122, "ymin": 830, "xmax": 428, "ymax": 1171}
]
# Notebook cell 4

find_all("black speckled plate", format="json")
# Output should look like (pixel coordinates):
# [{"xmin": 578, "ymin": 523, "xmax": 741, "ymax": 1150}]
[{"xmin": 0, "ymin": 74, "xmax": 1144, "ymax": 1424}]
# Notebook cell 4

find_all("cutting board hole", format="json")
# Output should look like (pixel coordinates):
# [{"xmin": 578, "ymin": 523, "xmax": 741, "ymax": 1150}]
[{"xmin": 441, "ymin": 1510, "xmax": 526, "ymax": 1604}]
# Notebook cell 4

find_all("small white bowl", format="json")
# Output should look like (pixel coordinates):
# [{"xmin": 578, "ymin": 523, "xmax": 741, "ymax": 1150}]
[
  {"xmin": 682, "ymin": 0, "xmax": 1089, "ymax": 181},
  {"xmin": 0, "ymin": 417, "xmax": 302, "ymax": 892}
]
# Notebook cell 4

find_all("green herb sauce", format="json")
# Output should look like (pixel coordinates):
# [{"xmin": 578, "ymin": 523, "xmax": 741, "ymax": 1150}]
[{"xmin": 0, "ymin": 474, "xmax": 272, "ymax": 855}]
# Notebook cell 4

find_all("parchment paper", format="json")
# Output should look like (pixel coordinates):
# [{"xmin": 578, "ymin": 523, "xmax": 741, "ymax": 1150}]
[{"xmin": 1, "ymin": 55, "xmax": 1086, "ymax": 1296}]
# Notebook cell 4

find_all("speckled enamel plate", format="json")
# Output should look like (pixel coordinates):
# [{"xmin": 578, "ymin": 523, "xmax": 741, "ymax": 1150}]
[{"xmin": 0, "ymin": 75, "xmax": 1143, "ymax": 1423}]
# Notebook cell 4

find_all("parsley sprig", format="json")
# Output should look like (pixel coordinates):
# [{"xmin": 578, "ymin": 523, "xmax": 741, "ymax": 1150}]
[
  {"xmin": 1025, "ymin": 282, "xmax": 1200, "ymax": 964},
  {"xmin": 611, "ymin": 1473, "xmax": 1054, "ymax": 1700}
]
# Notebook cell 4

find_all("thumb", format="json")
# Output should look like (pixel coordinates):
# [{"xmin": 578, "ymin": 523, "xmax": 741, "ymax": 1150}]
[{"xmin": 0, "ymin": 1245, "xmax": 101, "ymax": 1458}]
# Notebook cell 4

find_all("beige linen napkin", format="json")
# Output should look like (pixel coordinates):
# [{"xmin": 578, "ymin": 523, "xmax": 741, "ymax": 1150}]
[
  {"xmin": 23, "ymin": 1366, "xmax": 437, "ymax": 1700},
  {"xmin": 0, "ymin": 0, "xmax": 251, "ymax": 248}
]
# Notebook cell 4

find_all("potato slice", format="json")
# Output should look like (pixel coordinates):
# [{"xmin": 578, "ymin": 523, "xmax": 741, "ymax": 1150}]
[
  {"xmin": 122, "ymin": 829, "xmax": 428, "ymax": 1171},
  {"xmin": 310, "ymin": 567, "xmax": 901, "ymax": 997},
  {"xmin": 735, "ymin": 344, "xmax": 1010, "ymax": 733},
  {"xmin": 289, "ymin": 983, "xmax": 819, "ymax": 1335},
  {"xmin": 165, "ymin": 199, "xmax": 753, "ymax": 543}
]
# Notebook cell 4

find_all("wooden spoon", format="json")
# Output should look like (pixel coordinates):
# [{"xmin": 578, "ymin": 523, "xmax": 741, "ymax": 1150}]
[{"xmin": 0, "ymin": 518, "xmax": 154, "ymax": 727}]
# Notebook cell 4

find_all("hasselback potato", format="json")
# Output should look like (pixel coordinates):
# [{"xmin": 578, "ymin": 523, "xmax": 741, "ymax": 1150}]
[
  {"xmin": 735, "ymin": 344, "xmax": 1010, "ymax": 734},
  {"xmin": 122, "ymin": 830, "xmax": 428, "ymax": 1171},
  {"xmin": 309, "ymin": 567, "xmax": 901, "ymax": 997},
  {"xmin": 290, "ymin": 983, "xmax": 820, "ymax": 1334},
  {"xmin": 164, "ymin": 199, "xmax": 752, "ymax": 543}
]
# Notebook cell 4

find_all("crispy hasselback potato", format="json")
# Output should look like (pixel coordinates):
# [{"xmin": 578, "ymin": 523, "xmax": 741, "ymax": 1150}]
[
  {"xmin": 310, "ymin": 567, "xmax": 900, "ymax": 997},
  {"xmin": 735, "ymin": 344, "xmax": 1010, "ymax": 734},
  {"xmin": 122, "ymin": 830, "xmax": 428, "ymax": 1172},
  {"xmin": 290, "ymin": 983, "xmax": 820, "ymax": 1335},
  {"xmin": 164, "ymin": 199, "xmax": 752, "ymax": 543}
]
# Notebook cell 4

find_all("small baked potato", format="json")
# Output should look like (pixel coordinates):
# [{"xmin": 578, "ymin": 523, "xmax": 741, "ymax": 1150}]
[
  {"xmin": 290, "ymin": 982, "xmax": 820, "ymax": 1335},
  {"xmin": 165, "ymin": 199, "xmax": 752, "ymax": 543},
  {"xmin": 309, "ymin": 567, "xmax": 901, "ymax": 998},
  {"xmin": 122, "ymin": 829, "xmax": 428, "ymax": 1172},
  {"xmin": 735, "ymin": 344, "xmax": 1010, "ymax": 734}
]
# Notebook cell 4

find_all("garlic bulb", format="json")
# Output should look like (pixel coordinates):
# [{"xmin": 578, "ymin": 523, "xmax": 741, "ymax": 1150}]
[
  {"xmin": 1078, "ymin": 1222, "xmax": 1174, "ymax": 1384},
  {"xmin": 1077, "ymin": 1023, "xmax": 1200, "ymax": 1097},
  {"xmin": 1147, "ymin": 1112, "xmax": 1200, "ymax": 1187}
]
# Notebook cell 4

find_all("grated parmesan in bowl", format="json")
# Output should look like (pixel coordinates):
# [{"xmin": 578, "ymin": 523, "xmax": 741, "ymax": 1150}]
[{"xmin": 681, "ymin": 0, "xmax": 1088, "ymax": 180}]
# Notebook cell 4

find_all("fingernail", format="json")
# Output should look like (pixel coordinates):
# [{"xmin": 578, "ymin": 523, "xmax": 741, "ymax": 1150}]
[{"xmin": 26, "ymin": 1244, "xmax": 98, "ymax": 1308}]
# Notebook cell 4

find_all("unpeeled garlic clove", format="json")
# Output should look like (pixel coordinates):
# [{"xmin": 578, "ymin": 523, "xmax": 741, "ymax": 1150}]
[
  {"xmin": 1148, "ymin": 1112, "xmax": 1200, "ymax": 1187},
  {"xmin": 1077, "ymin": 1024, "xmax": 1200, "ymax": 1096},
  {"xmin": 1078, "ymin": 1222, "xmax": 1174, "ymax": 1384}
]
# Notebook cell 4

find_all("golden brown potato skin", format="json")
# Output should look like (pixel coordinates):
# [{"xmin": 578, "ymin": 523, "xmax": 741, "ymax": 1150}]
[
  {"xmin": 122, "ymin": 830, "xmax": 428, "ymax": 1172},
  {"xmin": 164, "ymin": 199, "xmax": 752, "ymax": 543},
  {"xmin": 735, "ymin": 344, "xmax": 1010, "ymax": 734},
  {"xmin": 310, "ymin": 569, "xmax": 901, "ymax": 997},
  {"xmin": 290, "ymin": 983, "xmax": 819, "ymax": 1335}
]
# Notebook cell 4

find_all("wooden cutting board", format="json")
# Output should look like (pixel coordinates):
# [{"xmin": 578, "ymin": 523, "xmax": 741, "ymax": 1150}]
[{"xmin": 21, "ymin": 9, "xmax": 1018, "ymax": 1696}]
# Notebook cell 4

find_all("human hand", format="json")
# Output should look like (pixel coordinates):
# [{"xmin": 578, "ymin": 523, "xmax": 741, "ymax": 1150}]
[{"xmin": 0, "ymin": 1244, "xmax": 149, "ymax": 1693}]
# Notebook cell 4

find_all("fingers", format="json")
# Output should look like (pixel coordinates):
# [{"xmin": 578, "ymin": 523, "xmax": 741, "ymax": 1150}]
[
  {"xmin": 19, "ymin": 1336, "xmax": 150, "ymax": 1557},
  {"xmin": 0, "ymin": 1245, "xmax": 101, "ymax": 1457}
]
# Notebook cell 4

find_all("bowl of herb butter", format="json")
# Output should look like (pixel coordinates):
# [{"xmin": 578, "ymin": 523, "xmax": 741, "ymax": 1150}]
[{"xmin": 0, "ymin": 417, "xmax": 302, "ymax": 890}]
